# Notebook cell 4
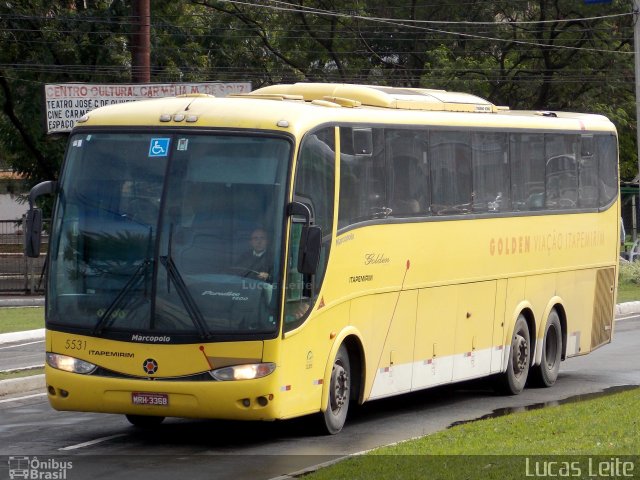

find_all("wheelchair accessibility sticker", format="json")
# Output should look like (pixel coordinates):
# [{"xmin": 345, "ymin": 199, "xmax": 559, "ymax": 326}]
[{"xmin": 148, "ymin": 138, "xmax": 170, "ymax": 157}]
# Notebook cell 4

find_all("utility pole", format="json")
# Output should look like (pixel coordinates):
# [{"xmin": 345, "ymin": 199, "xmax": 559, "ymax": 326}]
[
  {"xmin": 634, "ymin": 0, "xmax": 640, "ymax": 239},
  {"xmin": 131, "ymin": 0, "xmax": 151, "ymax": 83}
]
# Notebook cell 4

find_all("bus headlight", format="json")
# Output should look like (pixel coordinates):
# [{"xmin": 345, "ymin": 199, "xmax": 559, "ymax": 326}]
[
  {"xmin": 211, "ymin": 362, "xmax": 276, "ymax": 381},
  {"xmin": 46, "ymin": 353, "xmax": 97, "ymax": 374}
]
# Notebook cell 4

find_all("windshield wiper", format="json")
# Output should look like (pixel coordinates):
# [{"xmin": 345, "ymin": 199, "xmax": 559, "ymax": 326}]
[
  {"xmin": 159, "ymin": 224, "xmax": 211, "ymax": 339},
  {"xmin": 93, "ymin": 226, "xmax": 154, "ymax": 336},
  {"xmin": 93, "ymin": 259, "xmax": 152, "ymax": 335}
]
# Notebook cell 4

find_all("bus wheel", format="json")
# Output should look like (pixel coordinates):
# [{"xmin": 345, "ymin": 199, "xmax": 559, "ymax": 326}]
[
  {"xmin": 498, "ymin": 314, "xmax": 530, "ymax": 395},
  {"xmin": 125, "ymin": 414, "xmax": 165, "ymax": 427},
  {"xmin": 529, "ymin": 310, "xmax": 562, "ymax": 387},
  {"xmin": 322, "ymin": 344, "xmax": 351, "ymax": 434}
]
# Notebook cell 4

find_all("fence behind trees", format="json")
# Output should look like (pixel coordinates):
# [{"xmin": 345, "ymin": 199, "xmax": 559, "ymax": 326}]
[{"xmin": 0, "ymin": 218, "xmax": 47, "ymax": 294}]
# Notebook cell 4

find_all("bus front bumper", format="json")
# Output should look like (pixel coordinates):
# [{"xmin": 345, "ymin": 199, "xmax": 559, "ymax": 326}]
[{"xmin": 45, "ymin": 365, "xmax": 282, "ymax": 421}]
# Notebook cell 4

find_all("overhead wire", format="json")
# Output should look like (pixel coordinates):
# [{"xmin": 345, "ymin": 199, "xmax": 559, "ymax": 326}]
[{"xmin": 0, "ymin": 3, "xmax": 635, "ymax": 85}]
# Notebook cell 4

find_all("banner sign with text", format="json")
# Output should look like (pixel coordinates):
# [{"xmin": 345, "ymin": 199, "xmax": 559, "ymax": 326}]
[{"xmin": 43, "ymin": 82, "xmax": 252, "ymax": 134}]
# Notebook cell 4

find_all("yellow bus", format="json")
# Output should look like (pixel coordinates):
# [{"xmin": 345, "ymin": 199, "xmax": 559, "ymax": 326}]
[{"xmin": 27, "ymin": 83, "xmax": 619, "ymax": 434}]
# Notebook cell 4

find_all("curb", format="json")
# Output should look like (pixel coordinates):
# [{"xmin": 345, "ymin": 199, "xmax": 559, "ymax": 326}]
[
  {"xmin": 0, "ymin": 374, "xmax": 45, "ymax": 397},
  {"xmin": 0, "ymin": 328, "xmax": 45, "ymax": 344},
  {"xmin": 0, "ymin": 297, "xmax": 44, "ymax": 307},
  {"xmin": 615, "ymin": 301, "xmax": 640, "ymax": 317}
]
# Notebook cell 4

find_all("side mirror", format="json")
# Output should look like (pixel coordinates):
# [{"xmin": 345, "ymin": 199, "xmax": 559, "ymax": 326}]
[
  {"xmin": 25, "ymin": 180, "xmax": 56, "ymax": 258},
  {"xmin": 287, "ymin": 201, "xmax": 322, "ymax": 275},
  {"xmin": 297, "ymin": 225, "xmax": 322, "ymax": 275},
  {"xmin": 25, "ymin": 208, "xmax": 43, "ymax": 258}
]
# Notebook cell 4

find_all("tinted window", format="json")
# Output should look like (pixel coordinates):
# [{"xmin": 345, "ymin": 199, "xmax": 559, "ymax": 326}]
[
  {"xmin": 338, "ymin": 127, "xmax": 386, "ymax": 228},
  {"xmin": 386, "ymin": 129, "xmax": 430, "ymax": 217},
  {"xmin": 472, "ymin": 132, "xmax": 509, "ymax": 213},
  {"xmin": 285, "ymin": 127, "xmax": 336, "ymax": 331},
  {"xmin": 577, "ymin": 135, "xmax": 599, "ymax": 208},
  {"xmin": 545, "ymin": 134, "xmax": 579, "ymax": 209},
  {"xmin": 430, "ymin": 131, "xmax": 472, "ymax": 215},
  {"xmin": 597, "ymin": 134, "xmax": 618, "ymax": 207},
  {"xmin": 510, "ymin": 133, "xmax": 545, "ymax": 211}
]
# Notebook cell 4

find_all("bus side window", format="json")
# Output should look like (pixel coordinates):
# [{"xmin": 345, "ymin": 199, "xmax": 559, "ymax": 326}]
[
  {"xmin": 429, "ymin": 130, "xmax": 472, "ymax": 215},
  {"xmin": 386, "ymin": 129, "xmax": 430, "ymax": 217},
  {"xmin": 338, "ymin": 127, "xmax": 385, "ymax": 227},
  {"xmin": 471, "ymin": 132, "xmax": 509, "ymax": 213},
  {"xmin": 597, "ymin": 134, "xmax": 618, "ymax": 207},
  {"xmin": 545, "ymin": 134, "xmax": 579, "ymax": 210},
  {"xmin": 389, "ymin": 155, "xmax": 423, "ymax": 216},
  {"xmin": 285, "ymin": 127, "xmax": 336, "ymax": 331},
  {"xmin": 578, "ymin": 135, "xmax": 598, "ymax": 208},
  {"xmin": 510, "ymin": 133, "xmax": 545, "ymax": 211}
]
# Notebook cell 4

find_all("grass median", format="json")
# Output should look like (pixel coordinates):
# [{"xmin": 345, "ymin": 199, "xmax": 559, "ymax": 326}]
[
  {"xmin": 0, "ymin": 306, "xmax": 44, "ymax": 334},
  {"xmin": 0, "ymin": 307, "xmax": 45, "ymax": 381},
  {"xmin": 306, "ymin": 387, "xmax": 640, "ymax": 480}
]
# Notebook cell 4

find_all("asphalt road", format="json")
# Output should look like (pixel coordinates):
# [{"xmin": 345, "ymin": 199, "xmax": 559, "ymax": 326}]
[
  {"xmin": 0, "ymin": 338, "xmax": 44, "ymax": 371},
  {"xmin": 0, "ymin": 316, "xmax": 638, "ymax": 480}
]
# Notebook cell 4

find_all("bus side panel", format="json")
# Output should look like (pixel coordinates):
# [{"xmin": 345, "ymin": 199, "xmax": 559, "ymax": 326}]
[
  {"xmin": 412, "ymin": 286, "xmax": 457, "ymax": 390},
  {"xmin": 350, "ymin": 294, "xmax": 396, "ymax": 401},
  {"xmin": 555, "ymin": 269, "xmax": 587, "ymax": 359},
  {"xmin": 589, "ymin": 267, "xmax": 616, "ymax": 350},
  {"xmin": 502, "ymin": 277, "xmax": 527, "ymax": 371},
  {"xmin": 491, "ymin": 279, "xmax": 508, "ymax": 373},
  {"xmin": 561, "ymin": 267, "xmax": 615, "ymax": 357},
  {"xmin": 452, "ymin": 281, "xmax": 496, "ymax": 381},
  {"xmin": 365, "ymin": 291, "xmax": 417, "ymax": 400},
  {"xmin": 277, "ymin": 302, "xmax": 351, "ymax": 419},
  {"xmin": 524, "ymin": 273, "xmax": 556, "ymax": 335}
]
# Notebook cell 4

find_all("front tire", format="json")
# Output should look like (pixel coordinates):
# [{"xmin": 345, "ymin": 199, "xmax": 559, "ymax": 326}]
[
  {"xmin": 498, "ymin": 314, "xmax": 531, "ymax": 395},
  {"xmin": 529, "ymin": 310, "xmax": 562, "ymax": 387},
  {"xmin": 321, "ymin": 344, "xmax": 351, "ymax": 434}
]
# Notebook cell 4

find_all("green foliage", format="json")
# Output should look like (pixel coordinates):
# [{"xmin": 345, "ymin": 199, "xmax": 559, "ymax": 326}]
[
  {"xmin": 0, "ymin": 0, "xmax": 638, "ymax": 184},
  {"xmin": 0, "ymin": 0, "xmax": 131, "ymax": 186},
  {"xmin": 619, "ymin": 261, "xmax": 640, "ymax": 285}
]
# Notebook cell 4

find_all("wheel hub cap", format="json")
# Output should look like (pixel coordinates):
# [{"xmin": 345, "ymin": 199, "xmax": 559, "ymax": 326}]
[
  {"xmin": 513, "ymin": 334, "xmax": 529, "ymax": 376},
  {"xmin": 330, "ymin": 364, "xmax": 349, "ymax": 411}
]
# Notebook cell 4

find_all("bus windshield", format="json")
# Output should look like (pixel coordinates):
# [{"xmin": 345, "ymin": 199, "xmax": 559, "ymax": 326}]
[{"xmin": 47, "ymin": 132, "xmax": 290, "ymax": 341}]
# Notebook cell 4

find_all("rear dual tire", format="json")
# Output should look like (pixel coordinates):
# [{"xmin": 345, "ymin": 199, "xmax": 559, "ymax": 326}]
[{"xmin": 529, "ymin": 310, "xmax": 562, "ymax": 387}]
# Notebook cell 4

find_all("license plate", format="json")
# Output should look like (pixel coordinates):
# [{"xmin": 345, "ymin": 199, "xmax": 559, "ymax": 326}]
[{"xmin": 132, "ymin": 392, "xmax": 169, "ymax": 406}]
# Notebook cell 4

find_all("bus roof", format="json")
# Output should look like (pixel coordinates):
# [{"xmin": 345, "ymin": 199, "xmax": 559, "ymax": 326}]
[{"xmin": 75, "ymin": 83, "xmax": 616, "ymax": 135}]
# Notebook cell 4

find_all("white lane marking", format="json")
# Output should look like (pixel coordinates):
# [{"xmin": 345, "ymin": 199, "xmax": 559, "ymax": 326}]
[
  {"xmin": 0, "ymin": 340, "xmax": 45, "ymax": 350},
  {"xmin": 59, "ymin": 434, "xmax": 128, "ymax": 451},
  {"xmin": 0, "ymin": 392, "xmax": 47, "ymax": 404}
]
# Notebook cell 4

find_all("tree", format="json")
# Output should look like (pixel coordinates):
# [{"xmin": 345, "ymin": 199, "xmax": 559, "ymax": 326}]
[
  {"xmin": 0, "ymin": 0, "xmax": 637, "ymax": 183},
  {"xmin": 0, "ymin": 0, "xmax": 132, "ymax": 186}
]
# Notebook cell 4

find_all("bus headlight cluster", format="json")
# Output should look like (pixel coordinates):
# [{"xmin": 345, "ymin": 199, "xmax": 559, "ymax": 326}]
[
  {"xmin": 211, "ymin": 362, "xmax": 275, "ymax": 381},
  {"xmin": 46, "ymin": 353, "xmax": 97, "ymax": 374}
]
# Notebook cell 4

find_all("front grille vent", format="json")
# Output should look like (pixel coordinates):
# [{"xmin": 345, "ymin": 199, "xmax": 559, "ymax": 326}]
[{"xmin": 91, "ymin": 367, "xmax": 216, "ymax": 382}]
